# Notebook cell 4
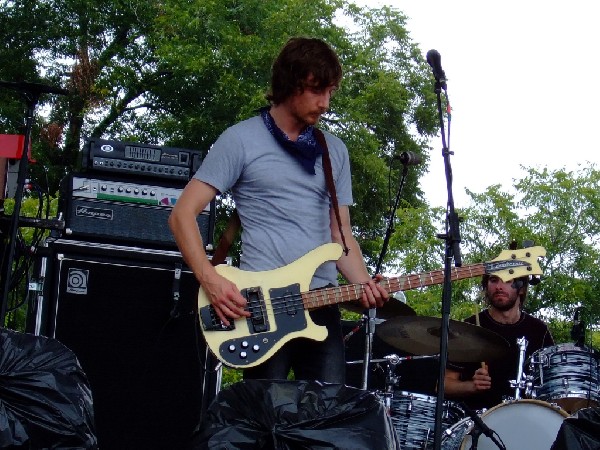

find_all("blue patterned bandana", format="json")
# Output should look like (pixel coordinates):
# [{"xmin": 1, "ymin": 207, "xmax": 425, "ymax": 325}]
[{"xmin": 260, "ymin": 106, "xmax": 323, "ymax": 175}]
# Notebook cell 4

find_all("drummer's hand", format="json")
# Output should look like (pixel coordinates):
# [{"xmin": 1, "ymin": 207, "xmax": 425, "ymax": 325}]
[
  {"xmin": 471, "ymin": 366, "xmax": 492, "ymax": 392},
  {"xmin": 360, "ymin": 274, "xmax": 389, "ymax": 309}
]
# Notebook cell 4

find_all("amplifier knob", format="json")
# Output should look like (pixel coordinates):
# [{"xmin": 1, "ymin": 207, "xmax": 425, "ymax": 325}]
[
  {"xmin": 150, "ymin": 190, "xmax": 156, "ymax": 196},
  {"xmin": 117, "ymin": 187, "xmax": 124, "ymax": 193},
  {"xmin": 134, "ymin": 188, "xmax": 139, "ymax": 194}
]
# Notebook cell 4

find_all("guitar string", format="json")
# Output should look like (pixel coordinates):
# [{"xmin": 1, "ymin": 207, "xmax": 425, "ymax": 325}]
[{"xmin": 231, "ymin": 265, "xmax": 484, "ymax": 318}]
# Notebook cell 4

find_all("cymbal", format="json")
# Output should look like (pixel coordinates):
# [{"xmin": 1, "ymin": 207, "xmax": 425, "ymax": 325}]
[
  {"xmin": 375, "ymin": 316, "xmax": 510, "ymax": 363},
  {"xmin": 342, "ymin": 297, "xmax": 416, "ymax": 319}
]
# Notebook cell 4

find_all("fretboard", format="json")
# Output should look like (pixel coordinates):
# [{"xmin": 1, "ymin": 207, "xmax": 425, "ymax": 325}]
[{"xmin": 302, "ymin": 263, "xmax": 487, "ymax": 310}]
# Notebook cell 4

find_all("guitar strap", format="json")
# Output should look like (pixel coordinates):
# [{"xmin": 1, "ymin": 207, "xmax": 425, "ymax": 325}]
[
  {"xmin": 314, "ymin": 128, "xmax": 350, "ymax": 256},
  {"xmin": 210, "ymin": 128, "xmax": 349, "ymax": 266}
]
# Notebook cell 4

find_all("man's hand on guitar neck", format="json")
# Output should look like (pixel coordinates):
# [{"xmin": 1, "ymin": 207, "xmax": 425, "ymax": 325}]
[{"xmin": 358, "ymin": 273, "xmax": 389, "ymax": 310}]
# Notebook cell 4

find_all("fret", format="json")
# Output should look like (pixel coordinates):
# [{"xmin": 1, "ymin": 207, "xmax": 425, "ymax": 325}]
[{"xmin": 308, "ymin": 290, "xmax": 319, "ymax": 308}]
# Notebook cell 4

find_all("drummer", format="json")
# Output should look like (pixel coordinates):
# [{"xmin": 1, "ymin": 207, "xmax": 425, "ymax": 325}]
[{"xmin": 443, "ymin": 272, "xmax": 555, "ymax": 411}]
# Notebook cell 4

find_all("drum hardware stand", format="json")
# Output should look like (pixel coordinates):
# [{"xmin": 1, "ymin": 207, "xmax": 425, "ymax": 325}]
[
  {"xmin": 377, "ymin": 353, "xmax": 439, "ymax": 412},
  {"xmin": 380, "ymin": 354, "xmax": 401, "ymax": 412},
  {"xmin": 509, "ymin": 336, "xmax": 530, "ymax": 400}
]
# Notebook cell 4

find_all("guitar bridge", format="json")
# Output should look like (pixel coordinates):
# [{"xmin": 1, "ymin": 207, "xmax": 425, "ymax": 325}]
[{"xmin": 243, "ymin": 287, "xmax": 269, "ymax": 333}]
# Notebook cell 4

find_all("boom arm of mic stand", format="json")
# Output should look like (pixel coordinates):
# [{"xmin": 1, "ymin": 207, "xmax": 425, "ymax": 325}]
[{"xmin": 362, "ymin": 165, "xmax": 409, "ymax": 390}]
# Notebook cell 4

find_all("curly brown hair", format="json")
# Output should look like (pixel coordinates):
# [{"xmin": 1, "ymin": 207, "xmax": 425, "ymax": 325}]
[{"xmin": 266, "ymin": 37, "xmax": 342, "ymax": 105}]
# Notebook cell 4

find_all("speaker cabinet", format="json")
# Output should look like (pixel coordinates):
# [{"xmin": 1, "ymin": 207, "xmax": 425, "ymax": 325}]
[{"xmin": 30, "ymin": 239, "xmax": 220, "ymax": 450}]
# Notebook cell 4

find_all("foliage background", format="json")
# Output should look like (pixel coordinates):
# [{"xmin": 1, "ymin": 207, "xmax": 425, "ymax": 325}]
[{"xmin": 1, "ymin": 0, "xmax": 598, "ymax": 388}]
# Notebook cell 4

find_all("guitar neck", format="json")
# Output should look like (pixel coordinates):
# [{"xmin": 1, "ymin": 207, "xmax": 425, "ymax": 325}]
[{"xmin": 302, "ymin": 262, "xmax": 486, "ymax": 310}]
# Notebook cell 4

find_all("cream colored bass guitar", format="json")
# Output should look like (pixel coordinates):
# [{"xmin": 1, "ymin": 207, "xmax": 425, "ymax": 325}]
[{"xmin": 198, "ymin": 243, "xmax": 545, "ymax": 368}]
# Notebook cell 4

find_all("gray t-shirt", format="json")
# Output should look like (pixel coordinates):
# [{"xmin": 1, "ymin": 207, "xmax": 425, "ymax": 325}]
[{"xmin": 194, "ymin": 115, "xmax": 353, "ymax": 289}]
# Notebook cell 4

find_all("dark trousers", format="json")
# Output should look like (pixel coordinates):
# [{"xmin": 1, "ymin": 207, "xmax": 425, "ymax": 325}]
[{"xmin": 243, "ymin": 305, "xmax": 346, "ymax": 383}]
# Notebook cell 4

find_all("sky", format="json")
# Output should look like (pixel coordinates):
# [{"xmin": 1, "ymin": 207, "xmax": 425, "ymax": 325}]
[{"xmin": 357, "ymin": 0, "xmax": 600, "ymax": 207}]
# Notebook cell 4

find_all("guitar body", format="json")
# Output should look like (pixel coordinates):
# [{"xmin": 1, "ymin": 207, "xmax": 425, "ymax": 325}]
[{"xmin": 198, "ymin": 243, "xmax": 343, "ymax": 368}]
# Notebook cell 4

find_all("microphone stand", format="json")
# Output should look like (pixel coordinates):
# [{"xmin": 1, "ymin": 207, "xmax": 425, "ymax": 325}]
[
  {"xmin": 0, "ymin": 81, "xmax": 68, "ymax": 325},
  {"xmin": 360, "ymin": 162, "xmax": 410, "ymax": 390},
  {"xmin": 460, "ymin": 402, "xmax": 506, "ymax": 450},
  {"xmin": 431, "ymin": 77, "xmax": 462, "ymax": 450}
]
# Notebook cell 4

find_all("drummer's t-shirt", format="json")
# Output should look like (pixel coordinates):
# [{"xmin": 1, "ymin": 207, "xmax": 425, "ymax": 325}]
[{"xmin": 452, "ymin": 309, "xmax": 554, "ymax": 411}]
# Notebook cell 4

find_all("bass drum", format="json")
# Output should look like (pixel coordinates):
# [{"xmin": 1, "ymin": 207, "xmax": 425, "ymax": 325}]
[{"xmin": 445, "ymin": 399, "xmax": 568, "ymax": 450}]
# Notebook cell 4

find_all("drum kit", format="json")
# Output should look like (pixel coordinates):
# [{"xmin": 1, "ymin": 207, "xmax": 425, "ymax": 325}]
[{"xmin": 342, "ymin": 301, "xmax": 600, "ymax": 450}]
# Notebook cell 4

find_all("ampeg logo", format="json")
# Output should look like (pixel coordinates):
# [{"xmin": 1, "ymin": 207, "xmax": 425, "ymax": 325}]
[
  {"xmin": 76, "ymin": 205, "xmax": 113, "ymax": 220},
  {"xmin": 100, "ymin": 144, "xmax": 114, "ymax": 152},
  {"xmin": 66, "ymin": 268, "xmax": 89, "ymax": 294}
]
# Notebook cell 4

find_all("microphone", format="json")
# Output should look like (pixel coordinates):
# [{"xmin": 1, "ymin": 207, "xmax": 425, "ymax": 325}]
[
  {"xmin": 461, "ymin": 403, "xmax": 506, "ymax": 449},
  {"xmin": 571, "ymin": 307, "xmax": 585, "ymax": 347},
  {"xmin": 394, "ymin": 151, "xmax": 422, "ymax": 166},
  {"xmin": 426, "ymin": 49, "xmax": 447, "ymax": 89}
]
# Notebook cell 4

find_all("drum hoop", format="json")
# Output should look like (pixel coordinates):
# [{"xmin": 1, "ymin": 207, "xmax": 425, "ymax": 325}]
[
  {"xmin": 533, "ymin": 343, "xmax": 599, "ymax": 357},
  {"xmin": 458, "ymin": 399, "xmax": 569, "ymax": 450},
  {"xmin": 482, "ymin": 398, "xmax": 569, "ymax": 418},
  {"xmin": 395, "ymin": 390, "xmax": 436, "ymax": 401}
]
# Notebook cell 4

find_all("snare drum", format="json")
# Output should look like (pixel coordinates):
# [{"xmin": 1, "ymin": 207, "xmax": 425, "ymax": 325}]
[
  {"xmin": 441, "ymin": 399, "xmax": 567, "ymax": 450},
  {"xmin": 528, "ymin": 343, "xmax": 600, "ymax": 413},
  {"xmin": 390, "ymin": 391, "xmax": 464, "ymax": 449}
]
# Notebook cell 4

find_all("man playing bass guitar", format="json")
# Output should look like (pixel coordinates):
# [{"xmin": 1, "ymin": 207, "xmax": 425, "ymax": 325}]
[{"xmin": 169, "ymin": 37, "xmax": 388, "ymax": 383}]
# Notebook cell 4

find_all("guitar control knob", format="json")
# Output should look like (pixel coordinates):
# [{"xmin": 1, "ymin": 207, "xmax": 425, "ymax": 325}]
[
  {"xmin": 228, "ymin": 345, "xmax": 236, "ymax": 353},
  {"xmin": 240, "ymin": 352, "xmax": 247, "ymax": 359},
  {"xmin": 241, "ymin": 341, "xmax": 249, "ymax": 349},
  {"xmin": 252, "ymin": 345, "xmax": 260, "ymax": 353}
]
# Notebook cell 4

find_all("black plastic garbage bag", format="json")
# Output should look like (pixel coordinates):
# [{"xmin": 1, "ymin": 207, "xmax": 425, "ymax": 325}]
[
  {"xmin": 551, "ymin": 407, "xmax": 600, "ymax": 450},
  {"xmin": 192, "ymin": 379, "xmax": 399, "ymax": 450},
  {"xmin": 0, "ymin": 328, "xmax": 97, "ymax": 449}
]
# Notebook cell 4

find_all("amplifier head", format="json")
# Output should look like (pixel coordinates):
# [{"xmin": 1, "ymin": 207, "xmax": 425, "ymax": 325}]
[
  {"xmin": 59, "ymin": 174, "xmax": 215, "ymax": 249},
  {"xmin": 82, "ymin": 137, "xmax": 204, "ymax": 182}
]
